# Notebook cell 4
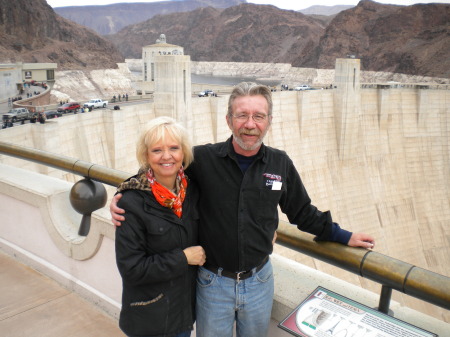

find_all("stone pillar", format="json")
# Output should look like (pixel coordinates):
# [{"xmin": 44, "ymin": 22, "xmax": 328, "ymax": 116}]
[
  {"xmin": 142, "ymin": 35, "xmax": 192, "ymax": 128},
  {"xmin": 153, "ymin": 55, "xmax": 192, "ymax": 128},
  {"xmin": 333, "ymin": 58, "xmax": 361, "ymax": 160}
]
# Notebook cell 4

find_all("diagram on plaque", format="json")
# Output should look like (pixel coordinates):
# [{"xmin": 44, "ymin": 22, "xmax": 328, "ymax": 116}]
[{"xmin": 278, "ymin": 287, "xmax": 437, "ymax": 337}]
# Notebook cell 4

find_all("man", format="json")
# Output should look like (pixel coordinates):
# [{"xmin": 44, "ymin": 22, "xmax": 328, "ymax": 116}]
[{"xmin": 111, "ymin": 82, "xmax": 375, "ymax": 337}]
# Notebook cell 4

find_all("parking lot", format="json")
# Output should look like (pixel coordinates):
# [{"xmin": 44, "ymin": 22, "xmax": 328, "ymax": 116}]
[
  {"xmin": 1, "ymin": 99, "xmax": 114, "ymax": 129},
  {"xmin": 1, "ymin": 108, "xmax": 98, "ymax": 129}
]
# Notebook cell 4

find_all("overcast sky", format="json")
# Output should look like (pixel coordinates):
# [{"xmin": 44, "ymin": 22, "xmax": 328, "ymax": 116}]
[{"xmin": 46, "ymin": 0, "xmax": 450, "ymax": 10}]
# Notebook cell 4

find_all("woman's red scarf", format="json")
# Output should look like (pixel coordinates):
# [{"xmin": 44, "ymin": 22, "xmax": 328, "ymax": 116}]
[{"xmin": 146, "ymin": 167, "xmax": 187, "ymax": 218}]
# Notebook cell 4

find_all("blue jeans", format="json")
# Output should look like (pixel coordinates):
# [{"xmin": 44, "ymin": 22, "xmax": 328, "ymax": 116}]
[{"xmin": 196, "ymin": 259, "xmax": 274, "ymax": 337}]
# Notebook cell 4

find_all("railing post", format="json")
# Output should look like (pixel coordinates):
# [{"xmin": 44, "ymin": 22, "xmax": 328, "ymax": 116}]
[{"xmin": 378, "ymin": 285, "xmax": 393, "ymax": 315}]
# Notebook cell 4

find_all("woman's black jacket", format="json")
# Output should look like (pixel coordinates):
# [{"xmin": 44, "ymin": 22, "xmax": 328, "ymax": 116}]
[{"xmin": 115, "ymin": 181, "xmax": 199, "ymax": 337}]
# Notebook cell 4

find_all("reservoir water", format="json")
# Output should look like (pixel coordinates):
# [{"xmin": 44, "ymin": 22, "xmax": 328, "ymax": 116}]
[
  {"xmin": 133, "ymin": 71, "xmax": 281, "ymax": 86},
  {"xmin": 192, "ymin": 73, "xmax": 257, "ymax": 85},
  {"xmin": 193, "ymin": 74, "xmax": 281, "ymax": 86}
]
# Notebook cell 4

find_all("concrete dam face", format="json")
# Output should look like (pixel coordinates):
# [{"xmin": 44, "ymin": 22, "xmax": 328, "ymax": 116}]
[{"xmin": 0, "ymin": 62, "xmax": 449, "ymax": 321}]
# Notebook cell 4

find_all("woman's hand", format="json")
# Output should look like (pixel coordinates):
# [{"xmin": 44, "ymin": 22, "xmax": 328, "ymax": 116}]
[
  {"xmin": 183, "ymin": 246, "xmax": 206, "ymax": 266},
  {"xmin": 110, "ymin": 193, "xmax": 125, "ymax": 227}
]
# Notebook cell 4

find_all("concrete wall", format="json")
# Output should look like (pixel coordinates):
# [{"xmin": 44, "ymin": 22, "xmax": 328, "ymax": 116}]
[
  {"xmin": 0, "ymin": 87, "xmax": 449, "ymax": 322},
  {"xmin": 13, "ymin": 87, "xmax": 52, "ymax": 112},
  {"xmin": 0, "ymin": 165, "xmax": 121, "ymax": 317}
]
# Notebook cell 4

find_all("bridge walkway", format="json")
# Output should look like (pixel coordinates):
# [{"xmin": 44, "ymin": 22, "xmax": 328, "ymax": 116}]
[{"xmin": 0, "ymin": 251, "xmax": 125, "ymax": 337}]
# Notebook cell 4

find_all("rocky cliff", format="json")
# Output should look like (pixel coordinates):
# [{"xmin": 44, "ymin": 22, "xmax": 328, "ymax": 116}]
[
  {"xmin": 109, "ymin": 4, "xmax": 326, "ymax": 68},
  {"xmin": 0, "ymin": 0, "xmax": 124, "ymax": 69},
  {"xmin": 1, "ymin": 0, "xmax": 449, "ymax": 78},
  {"xmin": 314, "ymin": 0, "xmax": 450, "ymax": 78},
  {"xmin": 108, "ymin": 1, "xmax": 450, "ymax": 78}
]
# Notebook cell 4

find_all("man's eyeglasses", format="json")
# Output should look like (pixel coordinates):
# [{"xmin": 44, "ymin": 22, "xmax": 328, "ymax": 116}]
[{"xmin": 231, "ymin": 113, "xmax": 269, "ymax": 123}]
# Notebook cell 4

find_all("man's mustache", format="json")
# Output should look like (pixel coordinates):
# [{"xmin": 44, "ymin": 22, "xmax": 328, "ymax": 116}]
[{"xmin": 239, "ymin": 128, "xmax": 260, "ymax": 136}]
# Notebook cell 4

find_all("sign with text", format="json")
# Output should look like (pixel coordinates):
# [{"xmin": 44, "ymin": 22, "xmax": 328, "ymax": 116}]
[{"xmin": 278, "ymin": 287, "xmax": 437, "ymax": 337}]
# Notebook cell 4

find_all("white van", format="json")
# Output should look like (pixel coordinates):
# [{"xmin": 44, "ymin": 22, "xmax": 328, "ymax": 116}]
[{"xmin": 294, "ymin": 85, "xmax": 310, "ymax": 91}]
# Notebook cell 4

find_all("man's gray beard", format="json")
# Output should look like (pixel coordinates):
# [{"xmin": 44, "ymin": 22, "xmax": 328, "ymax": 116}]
[{"xmin": 232, "ymin": 133, "xmax": 264, "ymax": 152}]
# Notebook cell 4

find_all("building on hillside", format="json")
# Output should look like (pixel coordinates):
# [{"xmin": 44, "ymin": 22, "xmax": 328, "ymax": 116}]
[
  {"xmin": 21, "ymin": 63, "xmax": 57, "ymax": 85},
  {"xmin": 0, "ymin": 64, "xmax": 21, "ymax": 101},
  {"xmin": 0, "ymin": 62, "xmax": 57, "ymax": 102}
]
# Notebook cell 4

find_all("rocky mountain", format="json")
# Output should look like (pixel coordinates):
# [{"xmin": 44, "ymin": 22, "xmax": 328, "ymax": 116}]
[
  {"xmin": 108, "ymin": 4, "xmax": 326, "ymax": 67},
  {"xmin": 0, "ymin": 0, "xmax": 124, "ymax": 69},
  {"xmin": 1, "ymin": 0, "xmax": 448, "ymax": 78},
  {"xmin": 107, "ymin": 0, "xmax": 450, "ymax": 78},
  {"xmin": 313, "ymin": 0, "xmax": 450, "ymax": 77},
  {"xmin": 53, "ymin": 0, "xmax": 246, "ymax": 35}
]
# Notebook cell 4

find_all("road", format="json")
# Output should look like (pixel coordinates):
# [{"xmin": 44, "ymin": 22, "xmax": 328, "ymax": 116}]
[{"xmin": 1, "ymin": 97, "xmax": 154, "ymax": 129}]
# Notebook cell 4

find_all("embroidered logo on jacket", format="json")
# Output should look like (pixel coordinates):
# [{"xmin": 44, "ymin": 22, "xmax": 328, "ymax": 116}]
[{"xmin": 263, "ymin": 173, "xmax": 283, "ymax": 190}]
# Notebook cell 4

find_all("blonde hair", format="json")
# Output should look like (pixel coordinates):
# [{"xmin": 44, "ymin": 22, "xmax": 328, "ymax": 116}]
[{"xmin": 136, "ymin": 116, "xmax": 193, "ymax": 170}]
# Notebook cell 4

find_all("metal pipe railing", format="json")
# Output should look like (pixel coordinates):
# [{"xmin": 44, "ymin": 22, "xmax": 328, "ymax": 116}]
[
  {"xmin": 1, "ymin": 141, "xmax": 449, "ymax": 314},
  {"xmin": 276, "ymin": 224, "xmax": 450, "ymax": 312},
  {"xmin": 0, "ymin": 141, "xmax": 130, "ymax": 186}
]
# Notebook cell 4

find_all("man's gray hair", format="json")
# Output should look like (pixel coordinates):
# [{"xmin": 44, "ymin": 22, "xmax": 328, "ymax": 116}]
[{"xmin": 227, "ymin": 82, "xmax": 273, "ymax": 117}]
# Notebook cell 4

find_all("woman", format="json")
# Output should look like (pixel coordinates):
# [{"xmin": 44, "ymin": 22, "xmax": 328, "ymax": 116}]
[{"xmin": 115, "ymin": 116, "xmax": 206, "ymax": 337}]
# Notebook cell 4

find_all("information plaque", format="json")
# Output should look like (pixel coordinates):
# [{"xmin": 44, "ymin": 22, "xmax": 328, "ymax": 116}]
[{"xmin": 278, "ymin": 287, "xmax": 438, "ymax": 337}]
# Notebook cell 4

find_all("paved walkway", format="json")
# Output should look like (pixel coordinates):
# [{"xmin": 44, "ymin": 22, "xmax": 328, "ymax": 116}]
[
  {"xmin": 0, "ymin": 251, "xmax": 126, "ymax": 337},
  {"xmin": 0, "ymin": 251, "xmax": 289, "ymax": 337}
]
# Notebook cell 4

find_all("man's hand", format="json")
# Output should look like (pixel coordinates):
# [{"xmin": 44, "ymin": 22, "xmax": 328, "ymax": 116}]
[
  {"xmin": 110, "ymin": 193, "xmax": 125, "ymax": 227},
  {"xmin": 348, "ymin": 233, "xmax": 375, "ymax": 249},
  {"xmin": 183, "ymin": 246, "xmax": 206, "ymax": 266}
]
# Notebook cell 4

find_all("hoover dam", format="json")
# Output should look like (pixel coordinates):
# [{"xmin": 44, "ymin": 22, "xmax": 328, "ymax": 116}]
[{"xmin": 1, "ymin": 51, "xmax": 449, "ymax": 335}]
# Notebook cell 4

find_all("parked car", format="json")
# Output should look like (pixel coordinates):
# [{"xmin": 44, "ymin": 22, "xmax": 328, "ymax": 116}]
[
  {"xmin": 43, "ymin": 110, "xmax": 63, "ymax": 119},
  {"xmin": 2, "ymin": 108, "xmax": 32, "ymax": 123},
  {"xmin": 294, "ymin": 85, "xmax": 310, "ymax": 91},
  {"xmin": 198, "ymin": 89, "xmax": 215, "ymax": 97},
  {"xmin": 57, "ymin": 102, "xmax": 80, "ymax": 113},
  {"xmin": 83, "ymin": 99, "xmax": 108, "ymax": 109}
]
